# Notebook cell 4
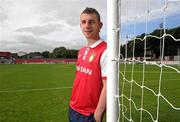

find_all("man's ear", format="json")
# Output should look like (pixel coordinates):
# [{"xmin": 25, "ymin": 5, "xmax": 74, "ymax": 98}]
[
  {"xmin": 100, "ymin": 22, "xmax": 103, "ymax": 29},
  {"xmin": 99, "ymin": 22, "xmax": 103, "ymax": 32}
]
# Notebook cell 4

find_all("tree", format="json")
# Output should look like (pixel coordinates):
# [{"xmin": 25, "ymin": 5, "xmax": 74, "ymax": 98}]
[
  {"xmin": 51, "ymin": 47, "xmax": 78, "ymax": 58},
  {"xmin": 42, "ymin": 51, "xmax": 50, "ymax": 58},
  {"xmin": 52, "ymin": 47, "xmax": 67, "ymax": 58},
  {"xmin": 121, "ymin": 26, "xmax": 180, "ymax": 58}
]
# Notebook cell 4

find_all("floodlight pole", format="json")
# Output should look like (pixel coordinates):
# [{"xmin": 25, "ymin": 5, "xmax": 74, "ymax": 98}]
[{"xmin": 107, "ymin": 0, "xmax": 119, "ymax": 122}]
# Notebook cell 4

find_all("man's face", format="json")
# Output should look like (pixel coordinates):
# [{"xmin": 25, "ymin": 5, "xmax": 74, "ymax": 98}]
[{"xmin": 80, "ymin": 13, "xmax": 102, "ymax": 40}]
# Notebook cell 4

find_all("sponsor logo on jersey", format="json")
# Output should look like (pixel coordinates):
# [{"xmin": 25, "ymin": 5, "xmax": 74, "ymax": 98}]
[
  {"xmin": 78, "ymin": 54, "xmax": 81, "ymax": 58},
  {"xmin": 89, "ymin": 52, "xmax": 95, "ymax": 62},
  {"xmin": 76, "ymin": 65, "xmax": 92, "ymax": 75}
]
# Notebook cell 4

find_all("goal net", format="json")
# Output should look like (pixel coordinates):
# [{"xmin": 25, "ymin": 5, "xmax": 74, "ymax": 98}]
[{"xmin": 107, "ymin": 0, "xmax": 180, "ymax": 122}]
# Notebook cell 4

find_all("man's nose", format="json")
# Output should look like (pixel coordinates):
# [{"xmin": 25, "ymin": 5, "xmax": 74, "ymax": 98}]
[{"xmin": 85, "ymin": 22, "xmax": 91, "ymax": 28}]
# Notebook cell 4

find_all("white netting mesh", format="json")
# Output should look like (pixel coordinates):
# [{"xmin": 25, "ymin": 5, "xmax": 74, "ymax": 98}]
[{"xmin": 118, "ymin": 0, "xmax": 180, "ymax": 122}]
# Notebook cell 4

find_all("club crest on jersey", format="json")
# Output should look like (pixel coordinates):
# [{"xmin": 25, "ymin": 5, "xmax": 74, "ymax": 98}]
[{"xmin": 89, "ymin": 52, "xmax": 95, "ymax": 62}]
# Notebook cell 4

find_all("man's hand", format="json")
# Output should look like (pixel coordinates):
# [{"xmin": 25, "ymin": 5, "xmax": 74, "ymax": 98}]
[{"xmin": 94, "ymin": 111, "xmax": 102, "ymax": 122}]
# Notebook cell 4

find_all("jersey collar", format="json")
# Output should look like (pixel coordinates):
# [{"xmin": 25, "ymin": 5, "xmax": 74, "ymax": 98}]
[{"xmin": 88, "ymin": 40, "xmax": 103, "ymax": 49}]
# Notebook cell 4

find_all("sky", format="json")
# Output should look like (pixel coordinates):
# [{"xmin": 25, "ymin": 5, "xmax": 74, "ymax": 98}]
[
  {"xmin": 0, "ymin": 0, "xmax": 106, "ymax": 53},
  {"xmin": 120, "ymin": 0, "xmax": 180, "ymax": 40},
  {"xmin": 0, "ymin": 0, "xmax": 180, "ymax": 53}
]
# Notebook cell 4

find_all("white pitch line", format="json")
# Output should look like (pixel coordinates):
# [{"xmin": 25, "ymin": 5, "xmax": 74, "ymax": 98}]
[
  {"xmin": 120, "ymin": 71, "xmax": 179, "ymax": 73},
  {"xmin": 0, "ymin": 86, "xmax": 72, "ymax": 93}
]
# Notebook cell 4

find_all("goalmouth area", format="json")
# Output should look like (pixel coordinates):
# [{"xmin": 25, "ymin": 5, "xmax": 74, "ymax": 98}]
[{"xmin": 107, "ymin": 0, "xmax": 180, "ymax": 121}]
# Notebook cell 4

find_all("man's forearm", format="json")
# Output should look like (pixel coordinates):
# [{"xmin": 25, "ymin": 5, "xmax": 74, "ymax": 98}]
[{"xmin": 94, "ymin": 80, "xmax": 107, "ymax": 122}]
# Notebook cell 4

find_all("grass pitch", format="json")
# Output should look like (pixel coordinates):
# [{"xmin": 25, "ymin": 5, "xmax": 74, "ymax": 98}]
[
  {"xmin": 0, "ymin": 64, "xmax": 75, "ymax": 122},
  {"xmin": 120, "ymin": 64, "xmax": 180, "ymax": 122},
  {"xmin": 0, "ymin": 64, "xmax": 179, "ymax": 122}
]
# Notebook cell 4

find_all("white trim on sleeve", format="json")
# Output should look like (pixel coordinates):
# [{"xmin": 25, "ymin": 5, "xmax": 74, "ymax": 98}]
[{"xmin": 100, "ymin": 49, "xmax": 107, "ymax": 78}]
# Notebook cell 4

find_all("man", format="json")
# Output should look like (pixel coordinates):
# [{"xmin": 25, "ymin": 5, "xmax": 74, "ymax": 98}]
[{"xmin": 69, "ymin": 7, "xmax": 107, "ymax": 122}]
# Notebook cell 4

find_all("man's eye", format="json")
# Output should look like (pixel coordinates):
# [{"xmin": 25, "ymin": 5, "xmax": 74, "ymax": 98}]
[
  {"xmin": 89, "ymin": 20, "xmax": 95, "ymax": 24},
  {"xmin": 81, "ymin": 20, "xmax": 86, "ymax": 24}
]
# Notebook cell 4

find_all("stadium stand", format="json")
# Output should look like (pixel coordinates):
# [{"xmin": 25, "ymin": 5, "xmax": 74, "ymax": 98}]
[
  {"xmin": 15, "ymin": 58, "xmax": 77, "ymax": 64},
  {"xmin": 0, "ymin": 52, "xmax": 13, "ymax": 64}
]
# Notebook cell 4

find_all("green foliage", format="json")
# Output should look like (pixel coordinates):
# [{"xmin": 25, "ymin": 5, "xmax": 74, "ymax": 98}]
[
  {"xmin": 41, "ymin": 51, "xmax": 50, "ymax": 58},
  {"xmin": 53, "ymin": 47, "xmax": 67, "ymax": 58},
  {"xmin": 51, "ymin": 47, "xmax": 78, "ymax": 58},
  {"xmin": 121, "ymin": 26, "xmax": 180, "ymax": 58},
  {"xmin": 14, "ymin": 47, "xmax": 78, "ymax": 59}
]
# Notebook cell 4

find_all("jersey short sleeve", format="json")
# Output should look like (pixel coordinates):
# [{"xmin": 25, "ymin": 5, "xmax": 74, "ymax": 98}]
[{"xmin": 100, "ymin": 49, "xmax": 107, "ymax": 80}]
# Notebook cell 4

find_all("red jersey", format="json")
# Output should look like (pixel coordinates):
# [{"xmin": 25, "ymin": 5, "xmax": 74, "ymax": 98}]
[{"xmin": 70, "ymin": 41, "xmax": 107, "ymax": 116}]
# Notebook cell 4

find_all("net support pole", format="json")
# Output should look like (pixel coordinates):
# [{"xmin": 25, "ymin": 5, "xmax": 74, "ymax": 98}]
[{"xmin": 107, "ymin": 0, "xmax": 119, "ymax": 122}]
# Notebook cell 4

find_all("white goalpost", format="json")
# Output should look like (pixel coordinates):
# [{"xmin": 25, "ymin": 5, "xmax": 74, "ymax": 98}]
[
  {"xmin": 107, "ymin": 0, "xmax": 180, "ymax": 122},
  {"xmin": 107, "ymin": 0, "xmax": 119, "ymax": 122}
]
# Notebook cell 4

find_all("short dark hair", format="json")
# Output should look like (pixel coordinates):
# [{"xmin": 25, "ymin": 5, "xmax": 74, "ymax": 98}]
[{"xmin": 81, "ymin": 7, "xmax": 101, "ymax": 22}]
